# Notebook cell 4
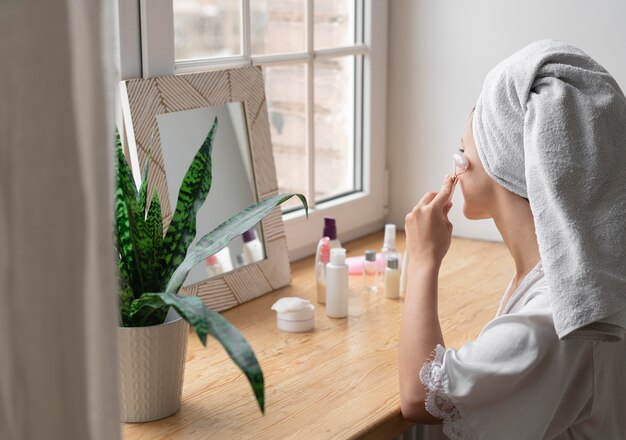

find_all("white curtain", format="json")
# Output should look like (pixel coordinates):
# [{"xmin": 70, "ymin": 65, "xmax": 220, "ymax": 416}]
[{"xmin": 0, "ymin": 0, "xmax": 120, "ymax": 438}]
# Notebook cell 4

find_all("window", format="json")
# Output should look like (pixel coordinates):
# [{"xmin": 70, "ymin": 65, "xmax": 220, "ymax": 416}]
[{"xmin": 118, "ymin": 0, "xmax": 388, "ymax": 260}]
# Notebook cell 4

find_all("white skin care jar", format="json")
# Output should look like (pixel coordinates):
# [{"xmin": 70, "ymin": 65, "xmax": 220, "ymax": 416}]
[{"xmin": 271, "ymin": 297, "xmax": 315, "ymax": 333}]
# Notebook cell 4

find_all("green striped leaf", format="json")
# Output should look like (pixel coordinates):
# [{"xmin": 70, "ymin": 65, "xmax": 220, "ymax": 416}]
[
  {"xmin": 139, "ymin": 191, "xmax": 164, "ymax": 293},
  {"xmin": 114, "ymin": 225, "xmax": 131, "ymax": 293},
  {"xmin": 165, "ymin": 193, "xmax": 308, "ymax": 294},
  {"xmin": 130, "ymin": 292, "xmax": 265, "ymax": 413},
  {"xmin": 119, "ymin": 287, "xmax": 135, "ymax": 326},
  {"xmin": 138, "ymin": 130, "xmax": 154, "ymax": 216},
  {"xmin": 116, "ymin": 132, "xmax": 140, "ymax": 209},
  {"xmin": 127, "ymin": 292, "xmax": 168, "ymax": 327},
  {"xmin": 115, "ymin": 137, "xmax": 148, "ymax": 297},
  {"xmin": 161, "ymin": 117, "xmax": 218, "ymax": 287},
  {"xmin": 114, "ymin": 184, "xmax": 143, "ymax": 298}
]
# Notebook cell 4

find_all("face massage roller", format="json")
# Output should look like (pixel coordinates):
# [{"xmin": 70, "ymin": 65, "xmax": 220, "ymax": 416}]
[
  {"xmin": 448, "ymin": 140, "xmax": 469, "ymax": 202},
  {"xmin": 452, "ymin": 138, "xmax": 469, "ymax": 183}
]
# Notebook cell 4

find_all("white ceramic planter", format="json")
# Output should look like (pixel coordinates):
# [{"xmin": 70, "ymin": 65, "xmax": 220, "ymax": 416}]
[{"xmin": 118, "ymin": 309, "xmax": 189, "ymax": 422}]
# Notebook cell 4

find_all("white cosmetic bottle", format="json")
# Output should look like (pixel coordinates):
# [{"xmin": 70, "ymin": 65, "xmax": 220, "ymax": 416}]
[
  {"xmin": 399, "ymin": 249, "xmax": 409, "ymax": 297},
  {"xmin": 242, "ymin": 228, "xmax": 264, "ymax": 264},
  {"xmin": 325, "ymin": 248, "xmax": 349, "ymax": 318},
  {"xmin": 384, "ymin": 256, "xmax": 400, "ymax": 299},
  {"xmin": 215, "ymin": 246, "xmax": 234, "ymax": 272}
]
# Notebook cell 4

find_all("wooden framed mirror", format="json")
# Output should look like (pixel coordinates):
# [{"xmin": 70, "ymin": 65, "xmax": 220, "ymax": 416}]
[{"xmin": 120, "ymin": 66, "xmax": 292, "ymax": 312}]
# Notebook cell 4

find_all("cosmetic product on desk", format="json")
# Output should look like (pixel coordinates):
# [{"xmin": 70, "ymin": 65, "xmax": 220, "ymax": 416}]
[
  {"xmin": 205, "ymin": 255, "xmax": 224, "ymax": 278},
  {"xmin": 235, "ymin": 253, "xmax": 246, "ymax": 269},
  {"xmin": 399, "ymin": 249, "xmax": 409, "ymax": 297},
  {"xmin": 346, "ymin": 252, "xmax": 384, "ymax": 275},
  {"xmin": 316, "ymin": 237, "xmax": 331, "ymax": 304},
  {"xmin": 362, "ymin": 249, "xmax": 379, "ymax": 292},
  {"xmin": 315, "ymin": 217, "xmax": 341, "ymax": 271},
  {"xmin": 242, "ymin": 228, "xmax": 263, "ymax": 264},
  {"xmin": 326, "ymin": 247, "xmax": 349, "ymax": 318},
  {"xmin": 384, "ymin": 256, "xmax": 400, "ymax": 299},
  {"xmin": 271, "ymin": 297, "xmax": 315, "ymax": 333},
  {"xmin": 215, "ymin": 246, "xmax": 234, "ymax": 272},
  {"xmin": 381, "ymin": 224, "xmax": 397, "ymax": 283}
]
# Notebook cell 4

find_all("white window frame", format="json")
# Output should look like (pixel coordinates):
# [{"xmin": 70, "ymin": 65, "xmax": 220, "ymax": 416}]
[{"xmin": 117, "ymin": 0, "xmax": 388, "ymax": 261}]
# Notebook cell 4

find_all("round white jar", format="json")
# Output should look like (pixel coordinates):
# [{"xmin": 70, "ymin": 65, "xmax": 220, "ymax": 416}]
[{"xmin": 271, "ymin": 297, "xmax": 315, "ymax": 333}]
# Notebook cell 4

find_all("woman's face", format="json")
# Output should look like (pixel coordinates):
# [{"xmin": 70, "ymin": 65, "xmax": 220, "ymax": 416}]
[{"xmin": 457, "ymin": 110, "xmax": 498, "ymax": 220}]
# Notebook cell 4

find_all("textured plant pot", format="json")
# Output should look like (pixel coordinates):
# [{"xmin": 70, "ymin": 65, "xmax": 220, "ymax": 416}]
[{"xmin": 118, "ymin": 310, "xmax": 189, "ymax": 422}]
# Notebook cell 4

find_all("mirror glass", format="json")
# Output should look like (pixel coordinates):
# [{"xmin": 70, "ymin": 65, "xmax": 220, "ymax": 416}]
[{"xmin": 156, "ymin": 102, "xmax": 266, "ymax": 286}]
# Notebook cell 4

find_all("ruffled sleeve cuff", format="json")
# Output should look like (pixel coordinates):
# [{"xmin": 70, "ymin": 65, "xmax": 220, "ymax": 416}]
[{"xmin": 419, "ymin": 344, "xmax": 478, "ymax": 440}]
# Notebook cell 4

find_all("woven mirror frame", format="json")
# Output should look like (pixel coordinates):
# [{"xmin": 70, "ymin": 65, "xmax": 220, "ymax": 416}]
[{"xmin": 120, "ymin": 66, "xmax": 291, "ymax": 312}]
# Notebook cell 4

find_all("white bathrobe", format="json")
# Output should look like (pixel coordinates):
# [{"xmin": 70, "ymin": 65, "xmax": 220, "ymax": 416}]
[{"xmin": 419, "ymin": 260, "xmax": 626, "ymax": 439}]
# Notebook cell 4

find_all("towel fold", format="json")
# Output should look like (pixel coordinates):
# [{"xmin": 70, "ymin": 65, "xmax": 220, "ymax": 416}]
[{"xmin": 472, "ymin": 39, "xmax": 626, "ymax": 342}]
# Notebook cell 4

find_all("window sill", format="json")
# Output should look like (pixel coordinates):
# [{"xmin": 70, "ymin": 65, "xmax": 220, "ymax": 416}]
[{"xmin": 282, "ymin": 190, "xmax": 387, "ymax": 262}]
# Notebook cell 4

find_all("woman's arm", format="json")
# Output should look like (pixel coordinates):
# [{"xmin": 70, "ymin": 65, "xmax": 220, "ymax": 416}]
[
  {"xmin": 399, "ymin": 175, "xmax": 456, "ymax": 424},
  {"xmin": 399, "ymin": 260, "xmax": 444, "ymax": 424}
]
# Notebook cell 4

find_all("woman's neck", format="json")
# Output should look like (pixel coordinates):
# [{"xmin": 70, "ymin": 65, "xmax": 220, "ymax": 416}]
[{"xmin": 491, "ymin": 191, "xmax": 541, "ymax": 280}]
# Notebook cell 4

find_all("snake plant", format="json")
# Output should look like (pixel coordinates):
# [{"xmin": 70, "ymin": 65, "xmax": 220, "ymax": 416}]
[{"xmin": 114, "ymin": 117, "xmax": 308, "ymax": 414}]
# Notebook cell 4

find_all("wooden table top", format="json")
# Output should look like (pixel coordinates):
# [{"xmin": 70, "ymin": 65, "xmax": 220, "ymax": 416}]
[{"xmin": 122, "ymin": 230, "xmax": 513, "ymax": 439}]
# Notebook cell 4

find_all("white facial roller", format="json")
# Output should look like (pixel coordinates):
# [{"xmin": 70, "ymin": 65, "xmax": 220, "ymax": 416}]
[{"xmin": 453, "ymin": 152, "xmax": 469, "ymax": 171}]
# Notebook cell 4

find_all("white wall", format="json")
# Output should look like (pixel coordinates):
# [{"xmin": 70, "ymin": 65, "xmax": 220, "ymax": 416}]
[{"xmin": 386, "ymin": 0, "xmax": 626, "ymax": 242}]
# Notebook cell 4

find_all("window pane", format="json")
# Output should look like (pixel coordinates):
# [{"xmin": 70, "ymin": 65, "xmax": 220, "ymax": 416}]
[
  {"xmin": 251, "ymin": 0, "xmax": 305, "ymax": 55},
  {"xmin": 314, "ymin": 0, "xmax": 356, "ymax": 50},
  {"xmin": 264, "ymin": 64, "xmax": 308, "ymax": 210},
  {"xmin": 314, "ymin": 56, "xmax": 357, "ymax": 202},
  {"xmin": 174, "ymin": 0, "xmax": 241, "ymax": 61}
]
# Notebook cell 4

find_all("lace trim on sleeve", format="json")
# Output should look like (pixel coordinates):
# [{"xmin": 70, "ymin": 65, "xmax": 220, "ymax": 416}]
[{"xmin": 419, "ymin": 344, "xmax": 477, "ymax": 440}]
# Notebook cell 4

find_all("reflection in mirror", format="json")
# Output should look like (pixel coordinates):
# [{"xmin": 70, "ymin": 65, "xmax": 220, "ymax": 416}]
[{"xmin": 156, "ymin": 102, "xmax": 266, "ymax": 286}]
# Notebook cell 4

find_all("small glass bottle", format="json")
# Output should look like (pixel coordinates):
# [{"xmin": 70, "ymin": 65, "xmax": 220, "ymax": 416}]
[
  {"xmin": 235, "ymin": 253, "xmax": 246, "ymax": 269},
  {"xmin": 362, "ymin": 249, "xmax": 379, "ymax": 292}
]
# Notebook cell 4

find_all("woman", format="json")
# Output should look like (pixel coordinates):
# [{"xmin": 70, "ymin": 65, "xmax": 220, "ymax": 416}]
[{"xmin": 399, "ymin": 39, "xmax": 626, "ymax": 439}]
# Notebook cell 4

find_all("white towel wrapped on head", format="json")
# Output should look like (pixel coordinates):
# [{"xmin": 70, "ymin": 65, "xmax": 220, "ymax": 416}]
[{"xmin": 472, "ymin": 39, "xmax": 626, "ymax": 342}]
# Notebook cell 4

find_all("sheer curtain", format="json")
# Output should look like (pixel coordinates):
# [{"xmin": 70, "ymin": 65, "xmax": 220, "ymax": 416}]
[{"xmin": 0, "ymin": 0, "xmax": 120, "ymax": 439}]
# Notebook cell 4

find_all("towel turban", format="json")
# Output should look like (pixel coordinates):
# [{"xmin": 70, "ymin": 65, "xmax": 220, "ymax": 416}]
[{"xmin": 472, "ymin": 39, "xmax": 626, "ymax": 342}]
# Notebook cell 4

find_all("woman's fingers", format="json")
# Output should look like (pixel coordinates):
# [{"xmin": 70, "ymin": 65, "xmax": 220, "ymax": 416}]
[
  {"xmin": 414, "ymin": 175, "xmax": 457, "ymax": 213},
  {"xmin": 430, "ymin": 175, "xmax": 455, "ymax": 208},
  {"xmin": 417, "ymin": 191, "xmax": 438, "ymax": 208}
]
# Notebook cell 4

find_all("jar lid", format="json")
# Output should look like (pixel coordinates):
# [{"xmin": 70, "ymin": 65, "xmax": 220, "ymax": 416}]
[{"xmin": 271, "ymin": 297, "xmax": 315, "ymax": 321}]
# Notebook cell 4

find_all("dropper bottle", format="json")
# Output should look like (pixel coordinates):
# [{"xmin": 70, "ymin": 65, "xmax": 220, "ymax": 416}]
[
  {"xmin": 381, "ymin": 224, "xmax": 398, "ymax": 284},
  {"xmin": 314, "ymin": 217, "xmax": 341, "ymax": 280},
  {"xmin": 316, "ymin": 237, "xmax": 331, "ymax": 304}
]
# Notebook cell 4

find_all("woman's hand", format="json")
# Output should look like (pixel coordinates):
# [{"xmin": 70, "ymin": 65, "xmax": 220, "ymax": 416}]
[{"xmin": 404, "ymin": 175, "xmax": 456, "ymax": 267}]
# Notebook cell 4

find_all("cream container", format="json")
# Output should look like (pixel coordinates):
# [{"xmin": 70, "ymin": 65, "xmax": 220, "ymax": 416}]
[{"xmin": 271, "ymin": 297, "xmax": 315, "ymax": 333}]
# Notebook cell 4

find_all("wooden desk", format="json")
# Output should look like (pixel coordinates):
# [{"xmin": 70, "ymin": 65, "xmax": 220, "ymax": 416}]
[{"xmin": 123, "ymin": 230, "xmax": 513, "ymax": 439}]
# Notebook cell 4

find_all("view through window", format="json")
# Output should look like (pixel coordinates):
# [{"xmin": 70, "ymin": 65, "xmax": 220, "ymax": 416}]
[{"xmin": 173, "ymin": 0, "xmax": 364, "ymax": 211}]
